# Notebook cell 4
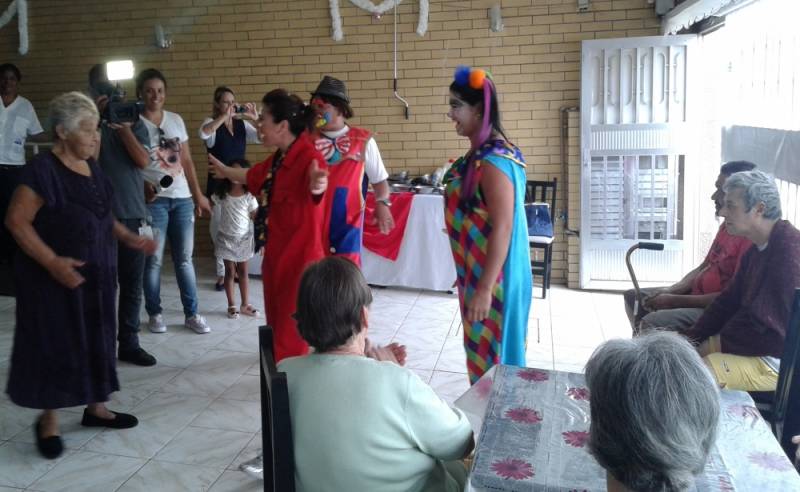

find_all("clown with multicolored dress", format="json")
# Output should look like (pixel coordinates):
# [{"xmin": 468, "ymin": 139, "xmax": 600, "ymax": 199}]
[
  {"xmin": 309, "ymin": 76, "xmax": 395, "ymax": 264},
  {"xmin": 443, "ymin": 66, "xmax": 532, "ymax": 384}
]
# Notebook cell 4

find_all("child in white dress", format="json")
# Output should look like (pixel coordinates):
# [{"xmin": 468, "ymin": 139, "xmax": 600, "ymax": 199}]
[{"xmin": 213, "ymin": 158, "xmax": 260, "ymax": 319}]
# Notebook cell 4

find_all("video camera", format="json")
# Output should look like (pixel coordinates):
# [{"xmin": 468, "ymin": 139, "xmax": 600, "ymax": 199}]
[{"xmin": 94, "ymin": 80, "xmax": 144, "ymax": 125}]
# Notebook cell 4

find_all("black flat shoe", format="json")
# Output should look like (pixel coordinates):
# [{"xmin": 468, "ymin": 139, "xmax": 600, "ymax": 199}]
[
  {"xmin": 81, "ymin": 410, "xmax": 138, "ymax": 429},
  {"xmin": 34, "ymin": 417, "xmax": 63, "ymax": 459},
  {"xmin": 118, "ymin": 347, "xmax": 157, "ymax": 367},
  {"xmin": 214, "ymin": 280, "xmax": 224, "ymax": 291}
]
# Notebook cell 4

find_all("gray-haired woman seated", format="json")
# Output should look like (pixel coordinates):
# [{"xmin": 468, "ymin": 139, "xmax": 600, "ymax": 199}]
[
  {"xmin": 279, "ymin": 256, "xmax": 474, "ymax": 491},
  {"xmin": 585, "ymin": 332, "xmax": 720, "ymax": 491}
]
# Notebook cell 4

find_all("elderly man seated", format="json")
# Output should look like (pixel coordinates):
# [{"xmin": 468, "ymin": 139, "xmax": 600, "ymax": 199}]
[
  {"xmin": 585, "ymin": 332, "xmax": 720, "ymax": 491},
  {"xmin": 280, "ymin": 257, "xmax": 474, "ymax": 491},
  {"xmin": 679, "ymin": 170, "xmax": 800, "ymax": 391},
  {"xmin": 625, "ymin": 160, "xmax": 755, "ymax": 333}
]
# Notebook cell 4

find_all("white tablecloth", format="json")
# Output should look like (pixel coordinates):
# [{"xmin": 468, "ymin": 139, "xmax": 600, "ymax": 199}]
[
  {"xmin": 248, "ymin": 194, "xmax": 457, "ymax": 291},
  {"xmin": 362, "ymin": 194, "xmax": 457, "ymax": 292}
]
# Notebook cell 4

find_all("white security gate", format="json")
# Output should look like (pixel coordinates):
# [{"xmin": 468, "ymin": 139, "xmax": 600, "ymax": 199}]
[{"xmin": 580, "ymin": 35, "xmax": 698, "ymax": 290}]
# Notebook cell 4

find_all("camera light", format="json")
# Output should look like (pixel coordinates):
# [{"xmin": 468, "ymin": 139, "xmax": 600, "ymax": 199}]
[{"xmin": 106, "ymin": 60, "xmax": 134, "ymax": 82}]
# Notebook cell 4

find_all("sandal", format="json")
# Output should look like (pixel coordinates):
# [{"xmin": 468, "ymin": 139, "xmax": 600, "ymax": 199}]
[
  {"xmin": 240, "ymin": 304, "xmax": 260, "ymax": 317},
  {"xmin": 227, "ymin": 306, "xmax": 239, "ymax": 319}
]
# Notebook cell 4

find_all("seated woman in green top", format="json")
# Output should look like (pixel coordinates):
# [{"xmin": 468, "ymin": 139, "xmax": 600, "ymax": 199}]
[{"xmin": 280, "ymin": 256, "xmax": 475, "ymax": 492}]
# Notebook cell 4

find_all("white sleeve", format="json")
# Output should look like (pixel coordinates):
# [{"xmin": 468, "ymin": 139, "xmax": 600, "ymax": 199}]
[
  {"xmin": 364, "ymin": 137, "xmax": 389, "ymax": 184},
  {"xmin": 244, "ymin": 121, "xmax": 260, "ymax": 144},
  {"xmin": 247, "ymin": 194, "xmax": 259, "ymax": 212},
  {"xmin": 168, "ymin": 112, "xmax": 189, "ymax": 143},
  {"xmin": 198, "ymin": 117, "xmax": 215, "ymax": 147},
  {"xmin": 24, "ymin": 100, "xmax": 44, "ymax": 135}
]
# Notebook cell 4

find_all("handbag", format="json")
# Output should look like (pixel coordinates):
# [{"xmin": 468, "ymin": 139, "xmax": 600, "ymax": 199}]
[{"xmin": 525, "ymin": 202, "xmax": 553, "ymax": 238}]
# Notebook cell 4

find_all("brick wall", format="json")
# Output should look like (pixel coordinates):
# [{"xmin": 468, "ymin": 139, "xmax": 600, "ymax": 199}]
[{"xmin": 0, "ymin": 0, "xmax": 659, "ymax": 282}]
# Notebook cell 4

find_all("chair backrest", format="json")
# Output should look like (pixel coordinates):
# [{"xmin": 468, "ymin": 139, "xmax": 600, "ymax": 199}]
[
  {"xmin": 259, "ymin": 325, "xmax": 295, "ymax": 492},
  {"xmin": 525, "ymin": 178, "xmax": 557, "ymax": 212},
  {"xmin": 775, "ymin": 289, "xmax": 800, "ymax": 458}
]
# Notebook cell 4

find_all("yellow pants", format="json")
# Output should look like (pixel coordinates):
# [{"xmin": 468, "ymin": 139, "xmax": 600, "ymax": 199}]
[{"xmin": 703, "ymin": 337, "xmax": 778, "ymax": 391}]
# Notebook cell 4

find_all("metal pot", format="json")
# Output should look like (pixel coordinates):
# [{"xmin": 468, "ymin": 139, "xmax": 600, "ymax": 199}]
[{"xmin": 413, "ymin": 185, "xmax": 442, "ymax": 195}]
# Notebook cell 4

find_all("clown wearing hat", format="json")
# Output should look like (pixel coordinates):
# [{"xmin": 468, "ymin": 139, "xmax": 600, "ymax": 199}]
[{"xmin": 310, "ymin": 76, "xmax": 394, "ymax": 264}]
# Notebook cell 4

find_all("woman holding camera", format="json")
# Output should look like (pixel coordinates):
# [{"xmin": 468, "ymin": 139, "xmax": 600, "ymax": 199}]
[
  {"xmin": 137, "ymin": 68, "xmax": 213, "ymax": 335},
  {"xmin": 199, "ymin": 86, "xmax": 259, "ymax": 290}
]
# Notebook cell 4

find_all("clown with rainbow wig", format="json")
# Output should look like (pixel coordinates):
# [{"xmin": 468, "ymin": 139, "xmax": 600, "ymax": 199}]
[{"xmin": 444, "ymin": 66, "xmax": 532, "ymax": 383}]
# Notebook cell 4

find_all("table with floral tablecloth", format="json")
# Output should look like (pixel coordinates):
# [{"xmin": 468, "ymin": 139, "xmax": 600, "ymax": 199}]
[{"xmin": 455, "ymin": 365, "xmax": 800, "ymax": 492}]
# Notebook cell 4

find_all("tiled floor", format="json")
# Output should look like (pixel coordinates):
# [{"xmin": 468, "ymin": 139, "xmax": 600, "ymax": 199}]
[{"xmin": 0, "ymin": 259, "xmax": 629, "ymax": 491}]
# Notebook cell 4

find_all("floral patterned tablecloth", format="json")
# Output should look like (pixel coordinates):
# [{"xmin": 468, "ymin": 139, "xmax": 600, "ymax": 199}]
[{"xmin": 454, "ymin": 365, "xmax": 800, "ymax": 492}]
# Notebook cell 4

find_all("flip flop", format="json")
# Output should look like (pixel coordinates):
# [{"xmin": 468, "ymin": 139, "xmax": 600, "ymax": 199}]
[
  {"xmin": 240, "ymin": 304, "xmax": 260, "ymax": 317},
  {"xmin": 227, "ymin": 306, "xmax": 239, "ymax": 319}
]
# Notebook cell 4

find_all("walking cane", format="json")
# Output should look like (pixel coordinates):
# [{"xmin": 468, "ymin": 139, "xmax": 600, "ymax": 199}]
[{"xmin": 625, "ymin": 242, "xmax": 664, "ymax": 332}]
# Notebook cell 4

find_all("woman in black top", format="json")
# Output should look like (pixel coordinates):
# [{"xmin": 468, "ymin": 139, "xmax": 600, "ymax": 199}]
[{"xmin": 199, "ymin": 86, "xmax": 259, "ymax": 289}]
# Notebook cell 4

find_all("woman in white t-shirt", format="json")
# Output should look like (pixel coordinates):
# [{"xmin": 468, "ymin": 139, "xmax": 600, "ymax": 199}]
[
  {"xmin": 0, "ymin": 63, "xmax": 46, "ymax": 261},
  {"xmin": 136, "ymin": 68, "xmax": 213, "ymax": 335}
]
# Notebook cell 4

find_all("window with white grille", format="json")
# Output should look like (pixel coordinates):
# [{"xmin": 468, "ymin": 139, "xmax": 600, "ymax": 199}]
[{"xmin": 590, "ymin": 154, "xmax": 684, "ymax": 241}]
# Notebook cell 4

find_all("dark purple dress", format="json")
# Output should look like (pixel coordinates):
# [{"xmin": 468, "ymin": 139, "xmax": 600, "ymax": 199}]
[{"xmin": 6, "ymin": 151, "xmax": 120, "ymax": 409}]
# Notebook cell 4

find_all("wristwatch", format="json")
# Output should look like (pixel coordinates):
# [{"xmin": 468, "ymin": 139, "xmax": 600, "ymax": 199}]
[{"xmin": 377, "ymin": 198, "xmax": 392, "ymax": 208}]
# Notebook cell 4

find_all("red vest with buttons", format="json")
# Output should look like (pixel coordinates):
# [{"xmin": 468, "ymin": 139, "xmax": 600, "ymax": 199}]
[{"xmin": 312, "ymin": 126, "xmax": 372, "ymax": 265}]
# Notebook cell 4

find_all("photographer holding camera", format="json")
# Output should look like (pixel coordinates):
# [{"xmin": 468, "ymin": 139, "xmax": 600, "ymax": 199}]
[
  {"xmin": 89, "ymin": 64, "xmax": 157, "ymax": 367},
  {"xmin": 199, "ymin": 86, "xmax": 259, "ymax": 290}
]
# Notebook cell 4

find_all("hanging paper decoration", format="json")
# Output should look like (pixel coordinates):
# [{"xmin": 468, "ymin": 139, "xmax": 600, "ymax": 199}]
[
  {"xmin": 329, "ymin": 0, "xmax": 429, "ymax": 41},
  {"xmin": 0, "ymin": 0, "xmax": 29, "ymax": 55}
]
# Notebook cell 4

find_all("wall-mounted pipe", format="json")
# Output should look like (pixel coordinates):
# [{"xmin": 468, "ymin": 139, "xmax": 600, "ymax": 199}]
[
  {"xmin": 560, "ymin": 105, "xmax": 580, "ymax": 236},
  {"xmin": 393, "ymin": 2, "xmax": 410, "ymax": 119}
]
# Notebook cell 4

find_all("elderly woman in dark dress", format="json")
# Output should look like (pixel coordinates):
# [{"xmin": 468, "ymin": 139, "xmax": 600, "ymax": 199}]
[{"xmin": 4, "ymin": 92, "xmax": 156, "ymax": 459}]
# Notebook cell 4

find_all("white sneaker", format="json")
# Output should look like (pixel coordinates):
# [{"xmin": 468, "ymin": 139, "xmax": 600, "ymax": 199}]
[
  {"xmin": 185, "ymin": 315, "xmax": 211, "ymax": 334},
  {"xmin": 240, "ymin": 453, "xmax": 263, "ymax": 480},
  {"xmin": 148, "ymin": 314, "xmax": 167, "ymax": 333}
]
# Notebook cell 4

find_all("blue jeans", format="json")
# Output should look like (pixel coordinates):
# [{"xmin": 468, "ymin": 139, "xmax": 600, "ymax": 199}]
[{"xmin": 144, "ymin": 197, "xmax": 199, "ymax": 318}]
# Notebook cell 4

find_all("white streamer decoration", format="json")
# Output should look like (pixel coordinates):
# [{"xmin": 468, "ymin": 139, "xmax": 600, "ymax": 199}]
[
  {"xmin": 329, "ymin": 0, "xmax": 429, "ymax": 41},
  {"xmin": 0, "ymin": 0, "xmax": 28, "ymax": 55}
]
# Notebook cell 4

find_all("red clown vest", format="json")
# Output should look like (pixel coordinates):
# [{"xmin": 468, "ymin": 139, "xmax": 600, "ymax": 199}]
[{"xmin": 312, "ymin": 126, "xmax": 372, "ymax": 265}]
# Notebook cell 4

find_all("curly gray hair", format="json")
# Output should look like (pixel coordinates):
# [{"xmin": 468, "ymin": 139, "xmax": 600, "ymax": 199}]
[
  {"xmin": 48, "ymin": 91, "xmax": 99, "ymax": 136},
  {"xmin": 723, "ymin": 170, "xmax": 782, "ymax": 220},
  {"xmin": 585, "ymin": 332, "xmax": 720, "ymax": 491}
]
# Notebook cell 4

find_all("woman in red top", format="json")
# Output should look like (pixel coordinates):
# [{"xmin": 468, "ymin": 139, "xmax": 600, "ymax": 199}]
[{"xmin": 210, "ymin": 89, "xmax": 328, "ymax": 361}]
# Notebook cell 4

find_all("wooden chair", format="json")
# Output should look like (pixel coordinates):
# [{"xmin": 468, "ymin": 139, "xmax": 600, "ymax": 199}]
[
  {"xmin": 525, "ymin": 179, "xmax": 557, "ymax": 299},
  {"xmin": 750, "ymin": 288, "xmax": 800, "ymax": 461},
  {"xmin": 259, "ymin": 325, "xmax": 295, "ymax": 492}
]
